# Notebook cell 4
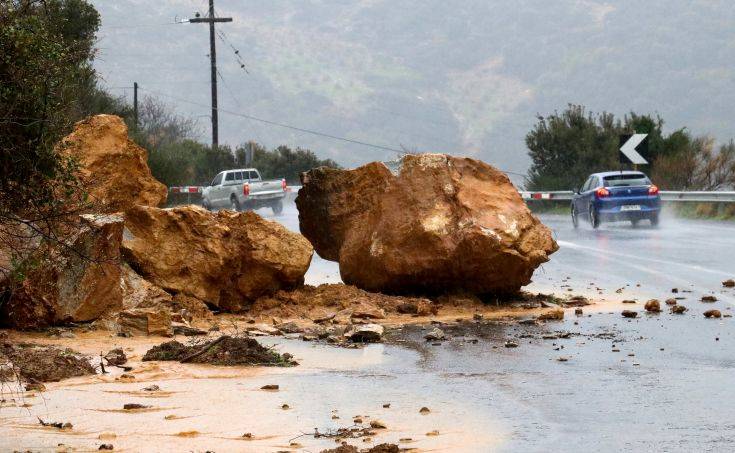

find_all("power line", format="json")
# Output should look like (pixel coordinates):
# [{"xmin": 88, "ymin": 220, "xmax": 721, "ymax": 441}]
[{"xmin": 138, "ymin": 86, "xmax": 404, "ymax": 153}]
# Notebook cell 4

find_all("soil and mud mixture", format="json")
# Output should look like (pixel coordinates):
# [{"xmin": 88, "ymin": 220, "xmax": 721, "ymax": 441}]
[
  {"xmin": 142, "ymin": 335, "xmax": 296, "ymax": 366},
  {"xmin": 0, "ymin": 343, "xmax": 94, "ymax": 383}
]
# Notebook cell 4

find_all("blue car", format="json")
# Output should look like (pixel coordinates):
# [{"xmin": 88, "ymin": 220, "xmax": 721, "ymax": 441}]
[{"xmin": 571, "ymin": 171, "xmax": 661, "ymax": 228}]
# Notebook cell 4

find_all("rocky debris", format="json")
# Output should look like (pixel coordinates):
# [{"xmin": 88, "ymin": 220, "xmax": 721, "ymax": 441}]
[
  {"xmin": 142, "ymin": 385, "xmax": 160, "ymax": 392},
  {"xmin": 123, "ymin": 403, "xmax": 149, "ymax": 410},
  {"xmin": 103, "ymin": 348, "xmax": 127, "ymax": 366},
  {"xmin": 504, "ymin": 340, "xmax": 519, "ymax": 348},
  {"xmin": 369, "ymin": 420, "xmax": 387, "ymax": 429},
  {"xmin": 537, "ymin": 308, "xmax": 564, "ymax": 321},
  {"xmin": 574, "ymin": 308, "xmax": 584, "ymax": 316},
  {"xmin": 622, "ymin": 310, "xmax": 638, "ymax": 318},
  {"xmin": 38, "ymin": 418, "xmax": 73, "ymax": 430},
  {"xmin": 622, "ymin": 300, "xmax": 636, "ymax": 304},
  {"xmin": 424, "ymin": 327, "xmax": 446, "ymax": 341},
  {"xmin": 172, "ymin": 323, "xmax": 207, "ymax": 336},
  {"xmin": 563, "ymin": 295, "xmax": 590, "ymax": 307},
  {"xmin": 344, "ymin": 324, "xmax": 384, "ymax": 343},
  {"xmin": 297, "ymin": 154, "xmax": 558, "ymax": 295},
  {"xmin": 0, "ymin": 214, "xmax": 124, "ymax": 329},
  {"xmin": 671, "ymin": 305, "xmax": 687, "ymax": 314},
  {"xmin": 704, "ymin": 309, "xmax": 722, "ymax": 318},
  {"xmin": 644, "ymin": 299, "xmax": 661, "ymax": 313},
  {"xmin": 665, "ymin": 298, "xmax": 678, "ymax": 305},
  {"xmin": 98, "ymin": 444, "xmax": 114, "ymax": 450},
  {"xmin": 251, "ymin": 283, "xmax": 434, "ymax": 321},
  {"xmin": 723, "ymin": 279, "xmax": 735, "ymax": 288},
  {"xmin": 701, "ymin": 295, "xmax": 718, "ymax": 302},
  {"xmin": 59, "ymin": 114, "xmax": 166, "ymax": 213},
  {"xmin": 261, "ymin": 384, "xmax": 279, "ymax": 390},
  {"xmin": 141, "ymin": 335, "xmax": 296, "ymax": 366},
  {"xmin": 116, "ymin": 308, "xmax": 172, "ymax": 337},
  {"xmin": 1, "ymin": 343, "xmax": 94, "ymax": 383},
  {"xmin": 122, "ymin": 206, "xmax": 313, "ymax": 312}
]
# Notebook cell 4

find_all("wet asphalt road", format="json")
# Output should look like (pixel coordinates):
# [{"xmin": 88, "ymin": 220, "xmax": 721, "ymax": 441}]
[{"xmin": 252, "ymin": 202, "xmax": 735, "ymax": 452}]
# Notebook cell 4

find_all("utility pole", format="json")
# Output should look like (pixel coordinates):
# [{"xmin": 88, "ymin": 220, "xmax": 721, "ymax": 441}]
[
  {"xmin": 133, "ymin": 82, "xmax": 138, "ymax": 132},
  {"xmin": 189, "ymin": 0, "xmax": 232, "ymax": 150}
]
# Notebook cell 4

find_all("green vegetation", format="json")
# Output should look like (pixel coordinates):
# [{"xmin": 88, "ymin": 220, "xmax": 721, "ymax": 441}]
[{"xmin": 526, "ymin": 105, "xmax": 735, "ymax": 191}]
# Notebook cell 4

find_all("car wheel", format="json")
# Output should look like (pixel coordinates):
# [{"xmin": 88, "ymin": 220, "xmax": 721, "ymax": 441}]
[
  {"xmin": 590, "ymin": 206, "xmax": 600, "ymax": 229},
  {"xmin": 650, "ymin": 213, "xmax": 660, "ymax": 227},
  {"xmin": 230, "ymin": 197, "xmax": 241, "ymax": 212},
  {"xmin": 271, "ymin": 200, "xmax": 284, "ymax": 215},
  {"xmin": 571, "ymin": 205, "xmax": 579, "ymax": 229}
]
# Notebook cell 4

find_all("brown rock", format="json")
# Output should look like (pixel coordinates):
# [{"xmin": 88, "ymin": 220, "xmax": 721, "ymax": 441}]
[
  {"xmin": 644, "ymin": 299, "xmax": 661, "ymax": 313},
  {"xmin": 723, "ymin": 279, "xmax": 735, "ymax": 288},
  {"xmin": 537, "ymin": 308, "xmax": 564, "ymax": 321},
  {"xmin": 0, "ymin": 214, "xmax": 123, "ymax": 329},
  {"xmin": 704, "ymin": 309, "xmax": 722, "ymax": 318},
  {"xmin": 671, "ymin": 305, "xmax": 687, "ymax": 314},
  {"xmin": 117, "ymin": 308, "xmax": 172, "ymax": 337},
  {"xmin": 59, "ymin": 115, "xmax": 166, "ymax": 213},
  {"xmin": 665, "ymin": 298, "xmax": 677, "ymax": 305},
  {"xmin": 104, "ymin": 348, "xmax": 127, "ymax": 366},
  {"xmin": 621, "ymin": 310, "xmax": 638, "ymax": 318},
  {"xmin": 121, "ymin": 205, "xmax": 313, "ymax": 311},
  {"xmin": 296, "ymin": 154, "xmax": 558, "ymax": 295},
  {"xmin": 701, "ymin": 295, "xmax": 718, "ymax": 302}
]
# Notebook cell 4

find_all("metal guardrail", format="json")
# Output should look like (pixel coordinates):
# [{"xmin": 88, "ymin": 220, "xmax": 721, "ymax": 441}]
[
  {"xmin": 170, "ymin": 186, "xmax": 735, "ymax": 205},
  {"xmin": 520, "ymin": 190, "xmax": 735, "ymax": 203}
]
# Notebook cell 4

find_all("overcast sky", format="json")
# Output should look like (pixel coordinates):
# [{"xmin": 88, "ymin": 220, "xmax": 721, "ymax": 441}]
[{"xmin": 92, "ymin": 0, "xmax": 735, "ymax": 178}]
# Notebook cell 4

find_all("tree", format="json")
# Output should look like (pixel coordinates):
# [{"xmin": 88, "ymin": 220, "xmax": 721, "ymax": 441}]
[{"xmin": 0, "ymin": 0, "xmax": 101, "ymax": 279}]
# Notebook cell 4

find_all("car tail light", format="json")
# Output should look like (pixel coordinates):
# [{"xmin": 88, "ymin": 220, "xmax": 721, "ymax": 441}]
[
  {"xmin": 281, "ymin": 178, "xmax": 287, "ymax": 191},
  {"xmin": 648, "ymin": 184, "xmax": 659, "ymax": 195},
  {"xmin": 595, "ymin": 187, "xmax": 610, "ymax": 198},
  {"xmin": 243, "ymin": 183, "xmax": 250, "ymax": 196}
]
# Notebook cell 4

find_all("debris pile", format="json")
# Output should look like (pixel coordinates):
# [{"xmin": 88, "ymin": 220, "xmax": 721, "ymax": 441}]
[
  {"xmin": 297, "ymin": 153, "xmax": 558, "ymax": 295},
  {"xmin": 0, "ymin": 343, "xmax": 94, "ymax": 383},
  {"xmin": 142, "ymin": 335, "xmax": 297, "ymax": 366}
]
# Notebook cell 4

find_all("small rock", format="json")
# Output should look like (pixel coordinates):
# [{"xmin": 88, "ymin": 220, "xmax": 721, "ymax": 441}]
[
  {"xmin": 701, "ymin": 295, "xmax": 718, "ymax": 302},
  {"xmin": 424, "ymin": 327, "xmax": 446, "ymax": 341},
  {"xmin": 261, "ymin": 384, "xmax": 279, "ymax": 390},
  {"xmin": 644, "ymin": 299, "xmax": 661, "ymax": 313},
  {"xmin": 98, "ymin": 444, "xmax": 114, "ymax": 450},
  {"xmin": 241, "ymin": 433, "xmax": 253, "ymax": 439},
  {"xmin": 622, "ymin": 300, "xmax": 636, "ymax": 304},
  {"xmin": 123, "ymin": 403, "xmax": 149, "ymax": 410},
  {"xmin": 537, "ymin": 308, "xmax": 564, "ymax": 321},
  {"xmin": 370, "ymin": 420, "xmax": 387, "ymax": 429},
  {"xmin": 621, "ymin": 310, "xmax": 638, "ymax": 318},
  {"xmin": 557, "ymin": 356, "xmax": 569, "ymax": 362},
  {"xmin": 722, "ymin": 279, "xmax": 735, "ymax": 288},
  {"xmin": 671, "ymin": 305, "xmax": 687, "ymax": 314},
  {"xmin": 172, "ymin": 324, "xmax": 207, "ymax": 336},
  {"xmin": 574, "ymin": 308, "xmax": 583, "ymax": 316},
  {"xmin": 104, "ymin": 348, "xmax": 127, "ymax": 366},
  {"xmin": 383, "ymin": 403, "xmax": 391, "ymax": 408},
  {"xmin": 671, "ymin": 288, "xmax": 679, "ymax": 293},
  {"xmin": 664, "ymin": 298, "xmax": 677, "ymax": 306},
  {"xmin": 345, "ymin": 323, "xmax": 384, "ymax": 343},
  {"xmin": 142, "ymin": 385, "xmax": 160, "ymax": 392},
  {"xmin": 419, "ymin": 407, "xmax": 430, "ymax": 415},
  {"xmin": 426, "ymin": 430, "xmax": 440, "ymax": 436},
  {"xmin": 276, "ymin": 321, "xmax": 306, "ymax": 334},
  {"xmin": 25, "ymin": 383, "xmax": 46, "ymax": 392},
  {"xmin": 704, "ymin": 309, "xmax": 722, "ymax": 319},
  {"xmin": 504, "ymin": 341, "xmax": 519, "ymax": 348},
  {"xmin": 473, "ymin": 313, "xmax": 483, "ymax": 321},
  {"xmin": 281, "ymin": 404, "xmax": 290, "ymax": 410}
]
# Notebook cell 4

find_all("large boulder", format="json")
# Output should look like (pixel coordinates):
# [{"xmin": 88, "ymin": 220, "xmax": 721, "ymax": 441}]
[
  {"xmin": 121, "ymin": 205, "xmax": 313, "ymax": 312},
  {"xmin": 0, "ymin": 214, "xmax": 124, "ymax": 329},
  {"xmin": 296, "ymin": 154, "xmax": 558, "ymax": 295},
  {"xmin": 60, "ymin": 114, "xmax": 167, "ymax": 213}
]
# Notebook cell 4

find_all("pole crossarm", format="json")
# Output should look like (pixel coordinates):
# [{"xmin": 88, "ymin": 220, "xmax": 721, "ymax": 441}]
[{"xmin": 189, "ymin": 18, "xmax": 232, "ymax": 23}]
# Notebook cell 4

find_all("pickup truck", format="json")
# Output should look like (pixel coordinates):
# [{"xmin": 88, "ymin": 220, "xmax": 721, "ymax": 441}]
[{"xmin": 201, "ymin": 168, "xmax": 287, "ymax": 214}]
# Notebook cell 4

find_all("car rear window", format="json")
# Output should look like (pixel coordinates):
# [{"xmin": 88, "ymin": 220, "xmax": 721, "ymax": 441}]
[{"xmin": 603, "ymin": 174, "xmax": 651, "ymax": 187}]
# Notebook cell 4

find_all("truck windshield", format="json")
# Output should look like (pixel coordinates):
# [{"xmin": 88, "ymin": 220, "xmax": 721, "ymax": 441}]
[{"xmin": 603, "ymin": 174, "xmax": 651, "ymax": 187}]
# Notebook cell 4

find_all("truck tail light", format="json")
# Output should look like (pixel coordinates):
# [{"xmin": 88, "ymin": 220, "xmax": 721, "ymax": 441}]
[
  {"xmin": 648, "ymin": 185, "xmax": 659, "ymax": 195},
  {"xmin": 281, "ymin": 179, "xmax": 287, "ymax": 191},
  {"xmin": 595, "ymin": 187, "xmax": 610, "ymax": 198},
  {"xmin": 243, "ymin": 183, "xmax": 250, "ymax": 196}
]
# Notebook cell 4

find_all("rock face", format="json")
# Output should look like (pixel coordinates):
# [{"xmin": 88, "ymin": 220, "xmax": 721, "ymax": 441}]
[
  {"xmin": 60, "ymin": 114, "xmax": 167, "ymax": 213},
  {"xmin": 121, "ymin": 205, "xmax": 313, "ymax": 311},
  {"xmin": 297, "ymin": 154, "xmax": 558, "ymax": 295},
  {"xmin": 0, "ymin": 214, "xmax": 123, "ymax": 329}
]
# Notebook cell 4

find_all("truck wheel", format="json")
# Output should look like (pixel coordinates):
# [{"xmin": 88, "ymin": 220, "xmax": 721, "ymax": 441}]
[
  {"xmin": 271, "ymin": 200, "xmax": 284, "ymax": 215},
  {"xmin": 230, "ymin": 196, "xmax": 241, "ymax": 212}
]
